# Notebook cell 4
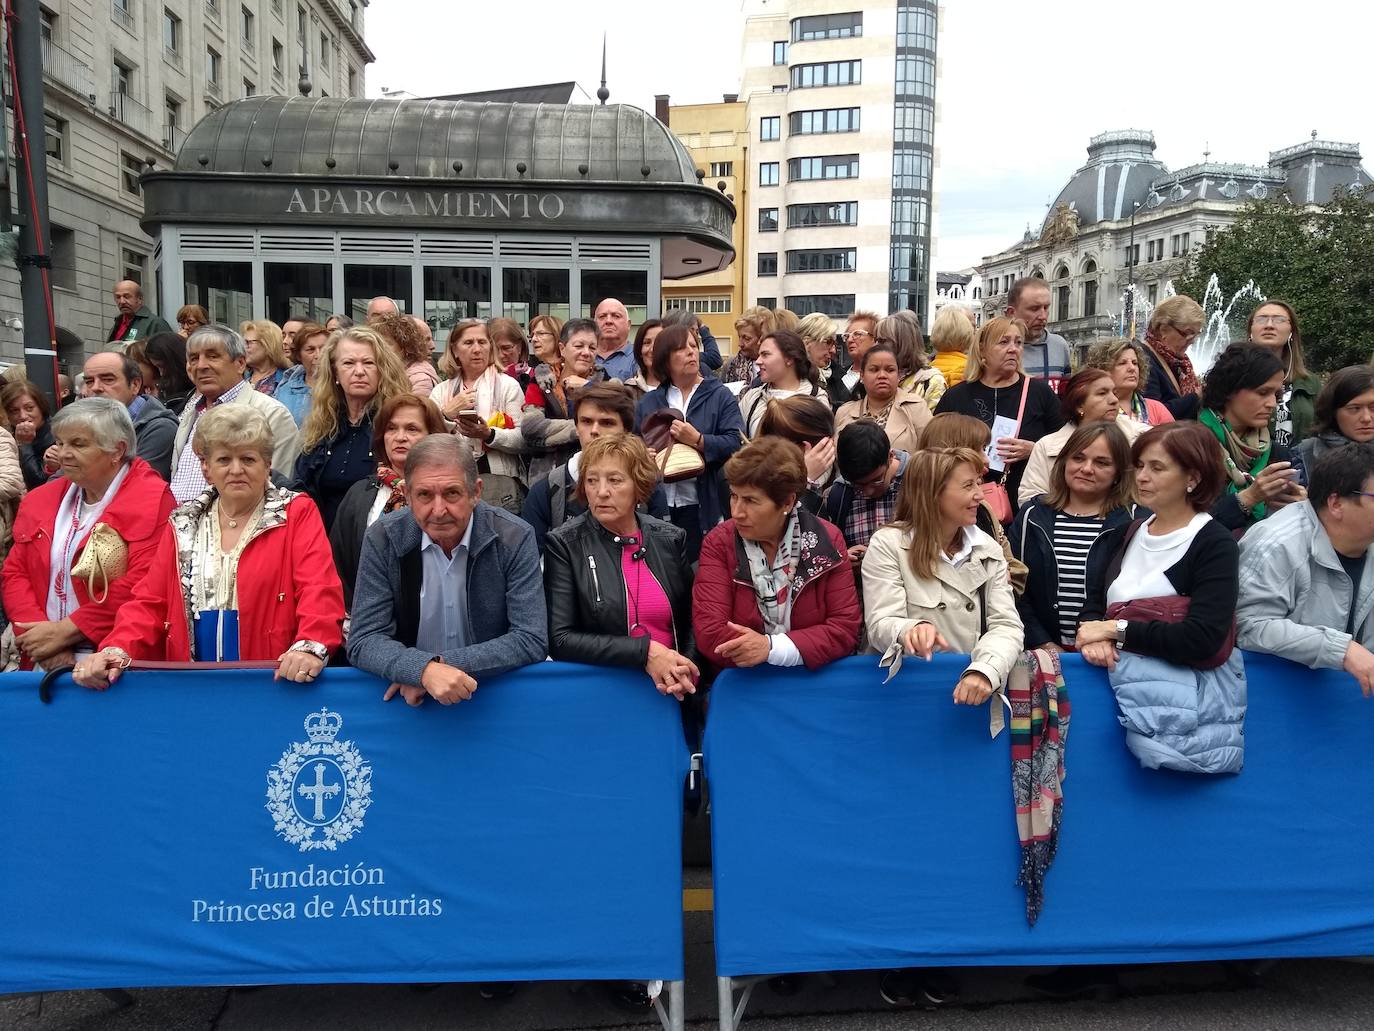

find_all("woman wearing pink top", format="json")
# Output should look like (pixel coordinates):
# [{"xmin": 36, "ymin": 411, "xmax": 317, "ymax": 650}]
[{"xmin": 543, "ymin": 433, "xmax": 699, "ymax": 698}]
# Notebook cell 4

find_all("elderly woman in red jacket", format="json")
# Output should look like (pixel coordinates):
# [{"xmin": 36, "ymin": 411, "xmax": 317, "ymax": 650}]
[
  {"xmin": 693, "ymin": 436, "xmax": 860, "ymax": 670},
  {"xmin": 2, "ymin": 397, "xmax": 175, "ymax": 670},
  {"xmin": 73, "ymin": 405, "xmax": 344, "ymax": 688}
]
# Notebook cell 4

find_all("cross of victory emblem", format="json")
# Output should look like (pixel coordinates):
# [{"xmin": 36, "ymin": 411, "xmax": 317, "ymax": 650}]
[{"xmin": 266, "ymin": 708, "xmax": 373, "ymax": 851}]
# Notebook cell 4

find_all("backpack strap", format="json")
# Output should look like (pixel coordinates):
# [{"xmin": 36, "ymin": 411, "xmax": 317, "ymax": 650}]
[{"xmin": 549, "ymin": 463, "xmax": 569, "ymax": 529}]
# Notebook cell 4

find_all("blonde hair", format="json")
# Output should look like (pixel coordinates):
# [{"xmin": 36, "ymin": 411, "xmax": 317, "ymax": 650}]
[
  {"xmin": 930, "ymin": 305, "xmax": 976, "ymax": 355},
  {"xmin": 301, "ymin": 326, "xmax": 412, "ymax": 452},
  {"xmin": 240, "ymin": 319, "xmax": 290, "ymax": 371},
  {"xmin": 437, "ymin": 318, "xmax": 497, "ymax": 379},
  {"xmin": 574, "ymin": 433, "xmax": 659, "ymax": 507},
  {"xmin": 796, "ymin": 311, "xmax": 837, "ymax": 344},
  {"xmin": 193, "ymin": 404, "xmax": 273, "ymax": 462},
  {"xmin": 846, "ymin": 309, "xmax": 880, "ymax": 332},
  {"xmin": 734, "ymin": 305, "xmax": 777, "ymax": 338},
  {"xmin": 964, "ymin": 317, "xmax": 1027, "ymax": 383},
  {"xmin": 772, "ymin": 308, "xmax": 800, "ymax": 333},
  {"xmin": 1146, "ymin": 295, "xmax": 1204, "ymax": 339},
  {"xmin": 891, "ymin": 447, "xmax": 988, "ymax": 580}
]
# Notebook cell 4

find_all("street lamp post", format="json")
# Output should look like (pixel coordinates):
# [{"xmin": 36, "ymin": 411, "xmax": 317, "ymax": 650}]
[{"xmin": 1127, "ymin": 201, "xmax": 1141, "ymax": 339}]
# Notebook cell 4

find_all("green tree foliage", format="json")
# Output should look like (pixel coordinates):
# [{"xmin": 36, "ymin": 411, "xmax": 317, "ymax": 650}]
[{"xmin": 1177, "ymin": 185, "xmax": 1374, "ymax": 371}]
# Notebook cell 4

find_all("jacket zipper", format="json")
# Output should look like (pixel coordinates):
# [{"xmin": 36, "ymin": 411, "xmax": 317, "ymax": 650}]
[{"xmin": 587, "ymin": 554, "xmax": 602, "ymax": 604}]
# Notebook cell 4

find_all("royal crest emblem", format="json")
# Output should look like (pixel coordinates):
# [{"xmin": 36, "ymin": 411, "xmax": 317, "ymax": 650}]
[{"xmin": 266, "ymin": 708, "xmax": 372, "ymax": 852}]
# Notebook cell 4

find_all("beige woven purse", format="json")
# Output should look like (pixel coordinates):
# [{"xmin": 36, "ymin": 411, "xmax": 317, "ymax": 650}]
[{"xmin": 70, "ymin": 522, "xmax": 130, "ymax": 603}]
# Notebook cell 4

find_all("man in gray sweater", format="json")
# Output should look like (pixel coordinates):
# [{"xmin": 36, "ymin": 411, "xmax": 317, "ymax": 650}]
[
  {"xmin": 1238, "ymin": 443, "xmax": 1374, "ymax": 694},
  {"xmin": 1006, "ymin": 277, "xmax": 1072, "ymax": 391}
]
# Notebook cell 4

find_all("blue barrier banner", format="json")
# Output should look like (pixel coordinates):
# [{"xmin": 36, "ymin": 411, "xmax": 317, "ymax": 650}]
[
  {"xmin": 0, "ymin": 663, "xmax": 688, "ymax": 993},
  {"xmin": 706, "ymin": 653, "xmax": 1374, "ymax": 976}
]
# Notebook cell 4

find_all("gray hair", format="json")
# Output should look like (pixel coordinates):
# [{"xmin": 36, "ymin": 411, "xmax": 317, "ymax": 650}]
[
  {"xmin": 192, "ymin": 405, "xmax": 274, "ymax": 461},
  {"xmin": 187, "ymin": 323, "xmax": 247, "ymax": 362},
  {"xmin": 404, "ymin": 433, "xmax": 478, "ymax": 490},
  {"xmin": 50, "ymin": 397, "xmax": 136, "ymax": 459}
]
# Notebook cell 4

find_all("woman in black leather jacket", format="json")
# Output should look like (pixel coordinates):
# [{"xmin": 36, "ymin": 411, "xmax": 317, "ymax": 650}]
[{"xmin": 543, "ymin": 433, "xmax": 699, "ymax": 698}]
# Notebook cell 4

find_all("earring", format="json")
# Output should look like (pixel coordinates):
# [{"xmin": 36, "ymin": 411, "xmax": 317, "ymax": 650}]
[{"xmin": 1186, "ymin": 484, "xmax": 1195, "ymax": 493}]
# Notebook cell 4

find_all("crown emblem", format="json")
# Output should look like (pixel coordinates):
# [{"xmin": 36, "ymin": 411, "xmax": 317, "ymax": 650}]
[{"xmin": 304, "ymin": 708, "xmax": 343, "ymax": 744}]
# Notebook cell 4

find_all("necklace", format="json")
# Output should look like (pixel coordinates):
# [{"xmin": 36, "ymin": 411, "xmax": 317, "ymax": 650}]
[{"xmin": 220, "ymin": 505, "xmax": 253, "ymax": 529}]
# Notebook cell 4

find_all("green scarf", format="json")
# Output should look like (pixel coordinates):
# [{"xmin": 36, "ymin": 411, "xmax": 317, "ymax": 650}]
[{"xmin": 1198, "ymin": 407, "xmax": 1273, "ymax": 519}]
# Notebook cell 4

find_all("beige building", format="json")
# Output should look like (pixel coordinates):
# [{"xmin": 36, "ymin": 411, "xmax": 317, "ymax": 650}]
[
  {"xmin": 658, "ymin": 95, "xmax": 748, "ymax": 356},
  {"xmin": 738, "ymin": 0, "xmax": 938, "ymax": 321},
  {"xmin": 2, "ymin": 0, "xmax": 371, "ymax": 366}
]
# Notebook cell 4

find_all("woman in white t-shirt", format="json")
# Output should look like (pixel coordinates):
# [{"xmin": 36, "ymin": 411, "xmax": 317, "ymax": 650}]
[
  {"xmin": 1075, "ymin": 421, "xmax": 1239, "ymax": 669},
  {"xmin": 738, "ymin": 330, "xmax": 828, "ymax": 437}
]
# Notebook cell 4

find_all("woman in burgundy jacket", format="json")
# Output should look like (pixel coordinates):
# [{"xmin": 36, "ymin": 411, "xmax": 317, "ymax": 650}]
[{"xmin": 693, "ymin": 437, "xmax": 860, "ymax": 671}]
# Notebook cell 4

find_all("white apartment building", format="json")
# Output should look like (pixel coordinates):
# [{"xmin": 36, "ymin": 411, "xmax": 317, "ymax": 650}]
[
  {"xmin": 739, "ymin": 0, "xmax": 937, "ymax": 322},
  {"xmin": 2, "ymin": 0, "xmax": 371, "ymax": 366}
]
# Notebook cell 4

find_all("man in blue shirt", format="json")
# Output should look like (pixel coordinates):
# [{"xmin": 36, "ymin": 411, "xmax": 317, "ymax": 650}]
[
  {"xmin": 593, "ymin": 297, "xmax": 637, "ymax": 380},
  {"xmin": 347, "ymin": 433, "xmax": 547, "ymax": 706}
]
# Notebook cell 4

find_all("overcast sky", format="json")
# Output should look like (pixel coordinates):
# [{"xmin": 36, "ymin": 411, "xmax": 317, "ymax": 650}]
[{"xmin": 365, "ymin": 0, "xmax": 1373, "ymax": 271}]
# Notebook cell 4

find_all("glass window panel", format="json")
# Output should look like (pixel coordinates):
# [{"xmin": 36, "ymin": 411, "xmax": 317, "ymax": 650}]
[
  {"xmin": 423, "ymin": 266, "xmax": 492, "ymax": 348},
  {"xmin": 344, "ymin": 265, "xmax": 411, "ymax": 323},
  {"xmin": 579, "ymin": 269, "xmax": 648, "ymax": 327},
  {"xmin": 183, "ymin": 261, "xmax": 252, "ymax": 326},
  {"xmin": 265, "ymin": 262, "xmax": 332, "ymax": 325},
  {"xmin": 503, "ymin": 268, "xmax": 569, "ymax": 327}
]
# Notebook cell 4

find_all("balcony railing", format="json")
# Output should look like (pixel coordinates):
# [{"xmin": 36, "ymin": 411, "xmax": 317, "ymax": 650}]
[
  {"xmin": 163, "ymin": 125, "xmax": 186, "ymax": 153},
  {"xmin": 205, "ymin": 77, "xmax": 222, "ymax": 99},
  {"xmin": 163, "ymin": 44, "xmax": 182, "ymax": 69},
  {"xmin": 109, "ymin": 91, "xmax": 155, "ymax": 140},
  {"xmin": 242, "ymin": 36, "xmax": 255, "ymax": 57},
  {"xmin": 204, "ymin": 0, "xmax": 219, "ymax": 19},
  {"xmin": 41, "ymin": 38, "xmax": 96, "ymax": 97},
  {"xmin": 111, "ymin": 0, "xmax": 134, "ymax": 32}
]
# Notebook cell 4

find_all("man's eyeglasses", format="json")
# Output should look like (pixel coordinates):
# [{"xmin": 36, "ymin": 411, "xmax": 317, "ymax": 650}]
[
  {"xmin": 844, "ymin": 329, "xmax": 872, "ymax": 341},
  {"xmin": 1253, "ymin": 314, "xmax": 1291, "ymax": 326}
]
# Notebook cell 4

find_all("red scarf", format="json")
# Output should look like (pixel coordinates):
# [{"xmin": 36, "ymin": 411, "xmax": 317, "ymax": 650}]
[
  {"xmin": 376, "ymin": 465, "xmax": 407, "ymax": 514},
  {"xmin": 1146, "ymin": 337, "xmax": 1200, "ymax": 398}
]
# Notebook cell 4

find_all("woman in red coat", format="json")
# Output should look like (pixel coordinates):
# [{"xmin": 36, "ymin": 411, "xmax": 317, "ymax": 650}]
[
  {"xmin": 693, "ymin": 436, "xmax": 860, "ymax": 671},
  {"xmin": 2, "ymin": 398, "xmax": 175, "ymax": 670},
  {"xmin": 72, "ymin": 405, "xmax": 344, "ymax": 688}
]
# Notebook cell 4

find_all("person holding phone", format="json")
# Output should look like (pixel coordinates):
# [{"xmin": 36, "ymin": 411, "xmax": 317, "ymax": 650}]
[{"xmin": 1199, "ymin": 343, "xmax": 1306, "ymax": 533}]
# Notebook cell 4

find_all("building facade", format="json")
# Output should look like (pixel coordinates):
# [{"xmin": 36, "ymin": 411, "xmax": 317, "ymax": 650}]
[
  {"xmin": 977, "ymin": 130, "xmax": 1371, "ymax": 349},
  {"xmin": 738, "ymin": 0, "xmax": 938, "ymax": 322},
  {"xmin": 932, "ymin": 268, "xmax": 981, "ymax": 325},
  {"xmin": 658, "ymin": 95, "xmax": 748, "ymax": 356},
  {"xmin": 1, "ymin": 0, "xmax": 371, "ymax": 367}
]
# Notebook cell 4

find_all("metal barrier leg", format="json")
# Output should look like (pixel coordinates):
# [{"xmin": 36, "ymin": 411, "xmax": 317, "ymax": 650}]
[
  {"xmin": 717, "ymin": 975, "xmax": 735, "ymax": 1031},
  {"xmin": 650, "ymin": 979, "xmax": 685, "ymax": 1031}
]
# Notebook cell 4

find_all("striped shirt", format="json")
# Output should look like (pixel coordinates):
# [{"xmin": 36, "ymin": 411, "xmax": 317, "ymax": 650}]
[{"xmin": 1052, "ymin": 512, "xmax": 1106, "ymax": 647}]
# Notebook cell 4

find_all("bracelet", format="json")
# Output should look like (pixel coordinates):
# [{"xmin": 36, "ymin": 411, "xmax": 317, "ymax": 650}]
[
  {"xmin": 1235, "ymin": 490, "xmax": 1256, "ymax": 516},
  {"xmin": 101, "ymin": 646, "xmax": 132, "ymax": 669}
]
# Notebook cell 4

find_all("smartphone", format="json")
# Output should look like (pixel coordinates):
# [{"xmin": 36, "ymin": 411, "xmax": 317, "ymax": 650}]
[{"xmin": 457, "ymin": 410, "xmax": 479, "ymax": 418}]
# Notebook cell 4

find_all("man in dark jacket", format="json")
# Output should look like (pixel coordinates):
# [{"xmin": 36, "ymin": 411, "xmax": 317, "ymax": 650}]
[
  {"xmin": 81, "ymin": 351, "xmax": 179, "ymax": 480},
  {"xmin": 522, "ymin": 383, "xmax": 667, "ymax": 552},
  {"xmin": 348, "ymin": 434, "xmax": 547, "ymax": 706},
  {"xmin": 107, "ymin": 281, "xmax": 173, "ymax": 344}
]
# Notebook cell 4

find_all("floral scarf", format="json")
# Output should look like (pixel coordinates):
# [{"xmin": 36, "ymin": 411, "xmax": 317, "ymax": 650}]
[
  {"xmin": 742, "ymin": 511, "xmax": 801, "ymax": 634},
  {"xmin": 376, "ymin": 465, "xmax": 407, "ymax": 514},
  {"xmin": 1199, "ymin": 407, "xmax": 1273, "ymax": 518},
  {"xmin": 1145, "ymin": 337, "xmax": 1200, "ymax": 398}
]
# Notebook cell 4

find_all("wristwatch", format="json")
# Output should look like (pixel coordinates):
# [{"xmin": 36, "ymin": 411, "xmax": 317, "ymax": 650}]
[
  {"xmin": 289, "ymin": 641, "xmax": 330, "ymax": 662},
  {"xmin": 1114, "ymin": 619, "xmax": 1129, "ymax": 645}
]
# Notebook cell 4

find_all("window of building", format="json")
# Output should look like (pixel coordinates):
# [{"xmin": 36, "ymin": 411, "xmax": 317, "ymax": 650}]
[
  {"xmin": 791, "ymin": 11, "xmax": 862, "ymax": 41},
  {"xmin": 790, "ymin": 60, "xmax": 860, "ymax": 89},
  {"xmin": 162, "ymin": 8, "xmax": 180, "ymax": 52},
  {"xmin": 759, "ymin": 161, "xmax": 779, "ymax": 187},
  {"xmin": 709, "ymin": 161, "xmax": 733, "ymax": 177},
  {"xmin": 43, "ymin": 111, "xmax": 67, "ymax": 164},
  {"xmin": 122, "ymin": 247, "xmax": 147, "ymax": 283},
  {"xmin": 787, "ymin": 154, "xmax": 858, "ymax": 181},
  {"xmin": 1126, "ymin": 243, "xmax": 1140, "ymax": 266},
  {"xmin": 243, "ymin": 78, "xmax": 255, "ymax": 96},
  {"xmin": 772, "ymin": 40, "xmax": 787, "ymax": 65},
  {"xmin": 895, "ymin": 54, "xmax": 935, "ymax": 93},
  {"xmin": 1057, "ymin": 283, "xmax": 1070, "ymax": 320},
  {"xmin": 121, "ymin": 152, "xmax": 143, "ymax": 195},
  {"xmin": 789, "ymin": 107, "xmax": 859, "ymax": 135},
  {"xmin": 893, "ymin": 102, "xmax": 933, "ymax": 145},
  {"xmin": 759, "ymin": 208, "xmax": 779, "ymax": 232},
  {"xmin": 1147, "ymin": 283, "xmax": 1159, "ymax": 304},
  {"xmin": 758, "ymin": 253, "xmax": 778, "ymax": 277},
  {"xmin": 756, "ymin": 296, "xmax": 776, "ymax": 309},
  {"xmin": 206, "ymin": 46, "xmax": 221, "ymax": 84},
  {"xmin": 784, "ymin": 294, "xmax": 856, "ymax": 316},
  {"xmin": 665, "ymin": 295, "xmax": 732, "ymax": 314},
  {"xmin": 241, "ymin": 4, "xmax": 254, "ymax": 42},
  {"xmin": 1171, "ymin": 234, "xmax": 1180, "ymax": 257},
  {"xmin": 787, "ymin": 248, "xmax": 856, "ymax": 273},
  {"xmin": 271, "ymin": 38, "xmax": 283, "ymax": 74},
  {"xmin": 772, "ymin": 84, "xmax": 788, "ymax": 93},
  {"xmin": 892, "ymin": 149, "xmax": 931, "ymax": 191},
  {"xmin": 50, "ymin": 223, "xmax": 76, "ymax": 291},
  {"xmin": 760, "ymin": 116, "xmax": 780, "ymax": 142},
  {"xmin": 1181, "ymin": 232, "xmax": 1191, "ymax": 252},
  {"xmin": 347, "ymin": 66, "xmax": 357, "ymax": 94},
  {"xmin": 114, "ymin": 59, "xmax": 134, "ymax": 96},
  {"xmin": 112, "ymin": 0, "xmax": 133, "ymax": 26},
  {"xmin": 896, "ymin": 5, "xmax": 936, "ymax": 48},
  {"xmin": 318, "ymin": 32, "xmax": 330, "ymax": 73},
  {"xmin": 164, "ymin": 94, "xmax": 182, "ymax": 148},
  {"xmin": 787, "ymin": 201, "xmax": 858, "ymax": 228},
  {"xmin": 1082, "ymin": 261, "xmax": 1099, "ymax": 318},
  {"xmin": 39, "ymin": 6, "xmax": 55, "ymax": 43}
]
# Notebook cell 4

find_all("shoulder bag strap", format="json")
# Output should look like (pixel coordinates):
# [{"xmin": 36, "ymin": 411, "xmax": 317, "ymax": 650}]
[{"xmin": 1013, "ymin": 374, "xmax": 1032, "ymax": 435}]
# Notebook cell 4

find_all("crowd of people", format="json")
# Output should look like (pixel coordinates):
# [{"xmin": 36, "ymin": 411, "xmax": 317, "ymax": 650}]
[
  {"xmin": 2, "ymin": 275, "xmax": 1374, "ymax": 1006},
  {"xmin": 0, "ymin": 279, "xmax": 1367, "ymax": 718}
]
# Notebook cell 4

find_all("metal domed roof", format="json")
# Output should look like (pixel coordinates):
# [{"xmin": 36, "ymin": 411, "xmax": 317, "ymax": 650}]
[
  {"xmin": 174, "ymin": 96, "xmax": 702, "ymax": 185},
  {"xmin": 1040, "ymin": 130, "xmax": 1167, "ymax": 236}
]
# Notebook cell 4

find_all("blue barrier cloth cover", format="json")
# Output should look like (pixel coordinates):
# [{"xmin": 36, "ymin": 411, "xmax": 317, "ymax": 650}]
[
  {"xmin": 0, "ymin": 663, "xmax": 688, "ymax": 992},
  {"xmin": 706, "ymin": 653, "xmax": 1374, "ymax": 976}
]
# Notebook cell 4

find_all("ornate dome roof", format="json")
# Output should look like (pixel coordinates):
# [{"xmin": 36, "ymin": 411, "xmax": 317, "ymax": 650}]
[{"xmin": 1040, "ymin": 130, "xmax": 1166, "ymax": 237}]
